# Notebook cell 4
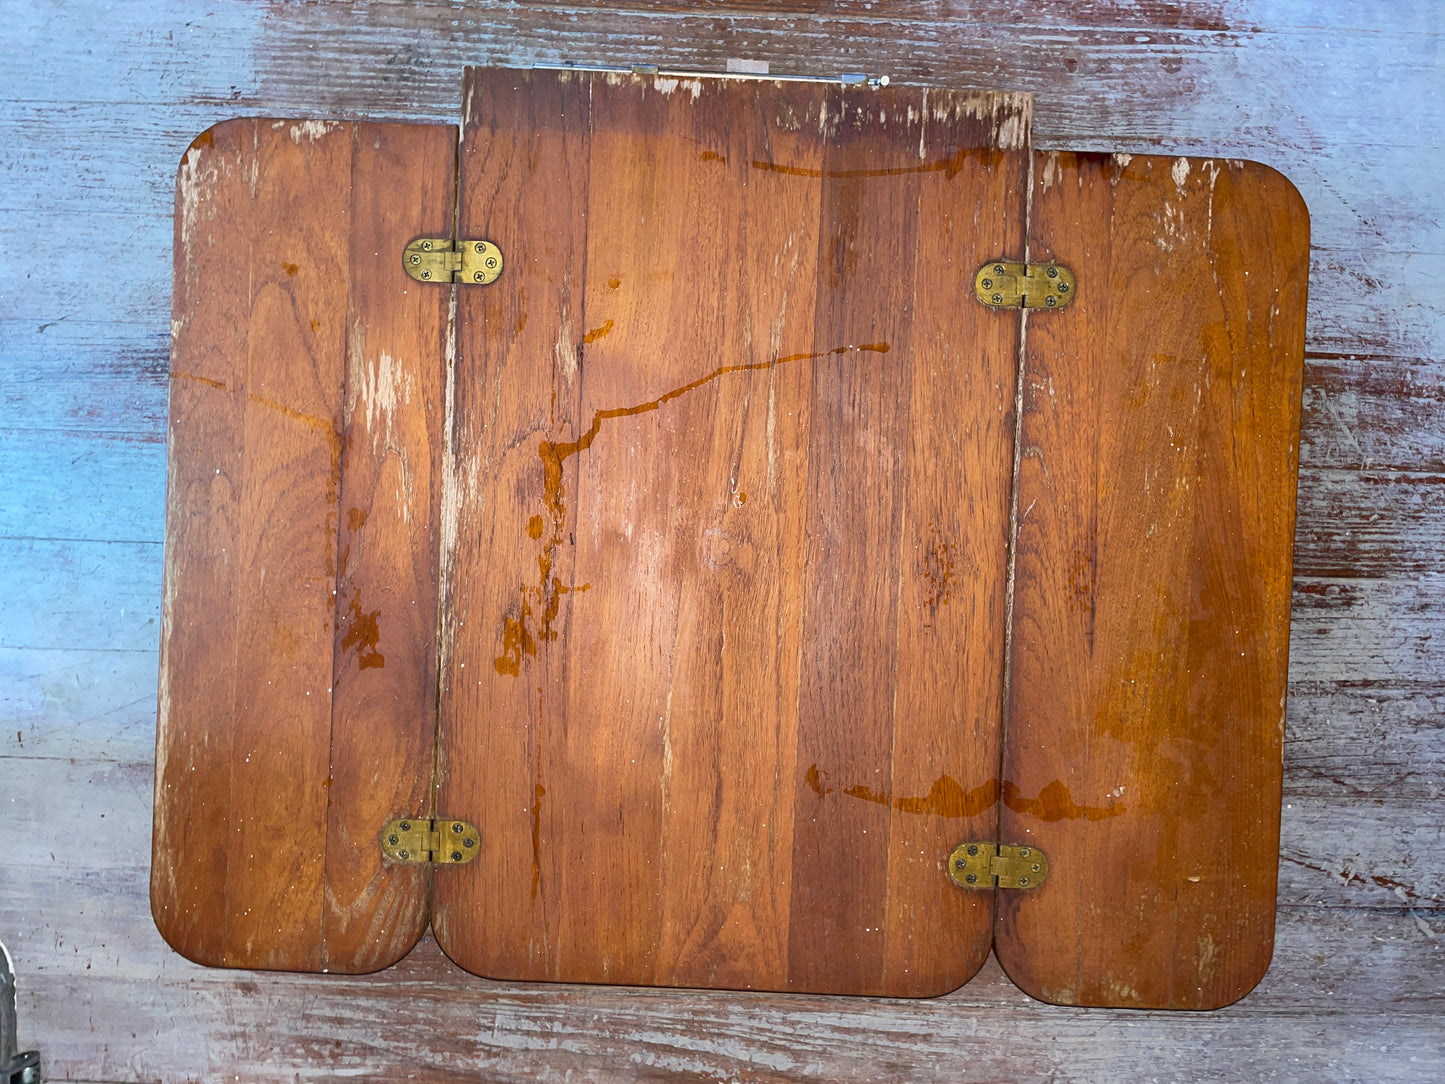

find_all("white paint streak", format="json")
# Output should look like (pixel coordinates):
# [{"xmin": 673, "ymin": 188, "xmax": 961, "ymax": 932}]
[
  {"xmin": 1172, "ymin": 156, "xmax": 1191, "ymax": 188},
  {"xmin": 289, "ymin": 119, "xmax": 338, "ymax": 144},
  {"xmin": 1040, "ymin": 152, "xmax": 1059, "ymax": 192}
]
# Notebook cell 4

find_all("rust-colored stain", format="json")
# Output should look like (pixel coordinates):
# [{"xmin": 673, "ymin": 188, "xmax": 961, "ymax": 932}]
[
  {"xmin": 309, "ymin": 318, "xmax": 321, "ymax": 332},
  {"xmin": 606, "ymin": 276, "xmax": 621, "ymax": 290},
  {"xmin": 282, "ymin": 261, "xmax": 299, "ymax": 277},
  {"xmin": 806, "ymin": 765, "xmax": 1125, "ymax": 821},
  {"xmin": 526, "ymin": 514, "xmax": 545, "ymax": 540},
  {"xmin": 515, "ymin": 310, "xmax": 528, "ymax": 335},
  {"xmin": 699, "ymin": 150, "xmax": 727, "ymax": 164},
  {"xmin": 752, "ymin": 147, "xmax": 979, "ymax": 181},
  {"xmin": 1001, "ymin": 780, "xmax": 1124, "ymax": 822},
  {"xmin": 922, "ymin": 523, "xmax": 956, "ymax": 613},
  {"xmin": 340, "ymin": 590, "xmax": 385, "ymax": 671},
  {"xmin": 806, "ymin": 765, "xmax": 998, "ymax": 818},
  {"xmin": 582, "ymin": 319, "xmax": 615, "ymax": 344},
  {"xmin": 171, "ymin": 371, "xmax": 228, "ymax": 391},
  {"xmin": 494, "ymin": 342, "xmax": 891, "ymax": 676},
  {"xmin": 347, "ymin": 507, "xmax": 368, "ymax": 531}
]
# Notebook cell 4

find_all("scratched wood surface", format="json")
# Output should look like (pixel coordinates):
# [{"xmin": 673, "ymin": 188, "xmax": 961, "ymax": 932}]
[
  {"xmin": 1, "ymin": 0, "xmax": 1441, "ymax": 1079},
  {"xmin": 999, "ymin": 152, "xmax": 1310, "ymax": 1009},
  {"xmin": 152, "ymin": 118, "xmax": 456, "ymax": 973},
  {"xmin": 436, "ymin": 68, "xmax": 1025, "ymax": 996}
]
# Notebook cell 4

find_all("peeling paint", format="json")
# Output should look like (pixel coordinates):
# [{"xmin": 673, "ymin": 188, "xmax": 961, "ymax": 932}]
[{"xmin": 289, "ymin": 119, "xmax": 339, "ymax": 144}]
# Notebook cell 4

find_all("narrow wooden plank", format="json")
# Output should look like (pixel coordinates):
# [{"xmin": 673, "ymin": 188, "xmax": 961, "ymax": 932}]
[
  {"xmin": 5, "ymin": 887, "xmax": 1443, "ymax": 1084},
  {"xmin": 153, "ymin": 118, "xmax": 444, "ymax": 973},
  {"xmin": 784, "ymin": 86, "xmax": 1027, "ymax": 994},
  {"xmin": 320, "ymin": 121, "xmax": 456, "ymax": 971},
  {"xmin": 437, "ymin": 70, "xmax": 1025, "ymax": 996},
  {"xmin": 152, "ymin": 118, "xmax": 256, "ymax": 967},
  {"xmin": 998, "ymin": 152, "xmax": 1310, "ymax": 1008},
  {"xmin": 431, "ymin": 67, "xmax": 594, "ymax": 982}
]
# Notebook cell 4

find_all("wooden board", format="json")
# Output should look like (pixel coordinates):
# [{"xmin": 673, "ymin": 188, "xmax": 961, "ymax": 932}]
[
  {"xmin": 152, "ymin": 118, "xmax": 455, "ymax": 972},
  {"xmin": 998, "ymin": 152, "xmax": 1309, "ymax": 1008},
  {"xmin": 433, "ymin": 68, "xmax": 1029, "ymax": 996}
]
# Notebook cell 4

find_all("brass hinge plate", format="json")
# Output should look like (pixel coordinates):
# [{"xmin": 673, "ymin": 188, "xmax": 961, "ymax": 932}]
[
  {"xmin": 948, "ymin": 841, "xmax": 1049, "ymax": 889},
  {"xmin": 974, "ymin": 260, "xmax": 1075, "ymax": 309},
  {"xmin": 381, "ymin": 818, "xmax": 480, "ymax": 864},
  {"xmin": 403, "ymin": 238, "xmax": 504, "ymax": 285}
]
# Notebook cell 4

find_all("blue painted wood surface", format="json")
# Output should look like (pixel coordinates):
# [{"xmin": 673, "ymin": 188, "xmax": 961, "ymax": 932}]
[{"xmin": 0, "ymin": 0, "xmax": 1440, "ymax": 1079}]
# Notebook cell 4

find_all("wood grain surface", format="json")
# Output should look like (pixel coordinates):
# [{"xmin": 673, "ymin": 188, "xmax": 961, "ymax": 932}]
[
  {"xmin": 4, "ymin": 0, "xmax": 1442, "ymax": 1079},
  {"xmin": 152, "ymin": 118, "xmax": 456, "ymax": 972},
  {"xmin": 998, "ymin": 152, "xmax": 1309, "ymax": 1008},
  {"xmin": 433, "ymin": 68, "xmax": 1027, "ymax": 996}
]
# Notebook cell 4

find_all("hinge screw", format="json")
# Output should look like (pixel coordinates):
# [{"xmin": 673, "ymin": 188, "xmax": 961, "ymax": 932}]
[
  {"xmin": 954, "ymin": 858, "xmax": 966, "ymax": 870},
  {"xmin": 473, "ymin": 271, "xmax": 484, "ymax": 282},
  {"xmin": 1045, "ymin": 295, "xmax": 1057, "ymax": 306},
  {"xmin": 994, "ymin": 264, "xmax": 1005, "ymax": 274},
  {"xmin": 464, "ymin": 838, "xmax": 476, "ymax": 848},
  {"xmin": 421, "ymin": 269, "xmax": 432, "ymax": 280},
  {"xmin": 451, "ymin": 851, "xmax": 463, "ymax": 862},
  {"xmin": 421, "ymin": 241, "xmax": 433, "ymax": 251},
  {"xmin": 387, "ymin": 834, "xmax": 399, "ymax": 845},
  {"xmin": 965, "ymin": 873, "xmax": 977, "ymax": 884},
  {"xmin": 1019, "ymin": 848, "xmax": 1031, "ymax": 857},
  {"xmin": 399, "ymin": 821, "xmax": 411, "ymax": 831},
  {"xmin": 1057, "ymin": 282, "xmax": 1069, "ymax": 292},
  {"xmin": 409, "ymin": 253, "xmax": 421, "ymax": 265},
  {"xmin": 475, "ymin": 242, "xmax": 486, "ymax": 253},
  {"xmin": 992, "ymin": 294, "xmax": 1003, "ymax": 304},
  {"xmin": 1018, "ymin": 876, "xmax": 1030, "ymax": 886},
  {"xmin": 1047, "ymin": 266, "xmax": 1058, "ymax": 278},
  {"xmin": 966, "ymin": 845, "xmax": 979, "ymax": 856},
  {"xmin": 453, "ymin": 822, "xmax": 464, "ymax": 834},
  {"xmin": 398, "ymin": 849, "xmax": 409, "ymax": 860},
  {"xmin": 981, "ymin": 277, "xmax": 993, "ymax": 288}
]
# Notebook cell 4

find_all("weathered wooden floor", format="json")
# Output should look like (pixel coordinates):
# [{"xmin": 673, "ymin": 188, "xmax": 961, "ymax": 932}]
[{"xmin": 1, "ymin": 1, "xmax": 1441, "ymax": 1080}]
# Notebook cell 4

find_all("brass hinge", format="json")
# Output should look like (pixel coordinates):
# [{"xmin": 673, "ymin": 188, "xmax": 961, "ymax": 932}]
[
  {"xmin": 974, "ymin": 260, "xmax": 1075, "ymax": 309},
  {"xmin": 381, "ymin": 818, "xmax": 480, "ymax": 864},
  {"xmin": 947, "ymin": 842, "xmax": 1049, "ymax": 890},
  {"xmin": 403, "ymin": 238, "xmax": 505, "ymax": 285}
]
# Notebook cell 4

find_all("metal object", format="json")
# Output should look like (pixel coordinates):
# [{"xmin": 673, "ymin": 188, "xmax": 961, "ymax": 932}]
[
  {"xmin": 974, "ymin": 260, "xmax": 1076, "ymax": 309},
  {"xmin": 403, "ymin": 238, "xmax": 504, "ymax": 285},
  {"xmin": 947, "ymin": 842, "xmax": 1049, "ymax": 890},
  {"xmin": 1, "ymin": 943, "xmax": 40, "ymax": 1084},
  {"xmin": 382, "ymin": 818, "xmax": 480, "ymax": 864}
]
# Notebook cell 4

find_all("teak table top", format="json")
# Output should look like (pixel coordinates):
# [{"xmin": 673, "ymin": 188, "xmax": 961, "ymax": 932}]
[{"xmin": 153, "ymin": 67, "xmax": 1308, "ymax": 1008}]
